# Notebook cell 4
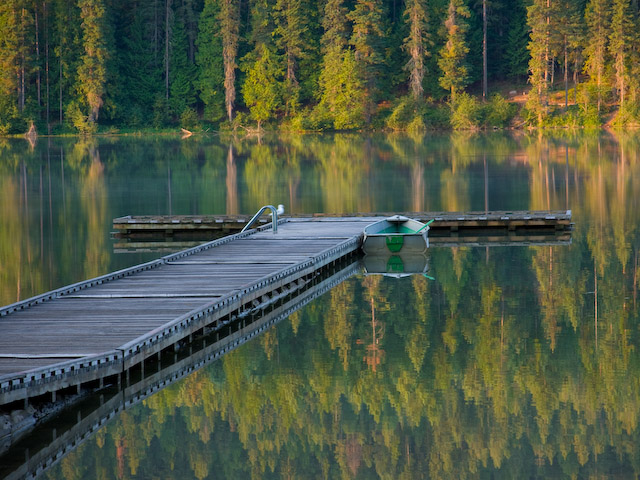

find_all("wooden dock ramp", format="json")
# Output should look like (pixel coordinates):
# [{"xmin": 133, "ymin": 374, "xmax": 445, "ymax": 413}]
[
  {"xmin": 0, "ymin": 218, "xmax": 373, "ymax": 407},
  {"xmin": 0, "ymin": 258, "xmax": 360, "ymax": 480}
]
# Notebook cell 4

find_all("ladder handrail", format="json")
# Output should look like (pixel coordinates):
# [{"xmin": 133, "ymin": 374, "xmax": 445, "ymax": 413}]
[{"xmin": 241, "ymin": 205, "xmax": 283, "ymax": 233}]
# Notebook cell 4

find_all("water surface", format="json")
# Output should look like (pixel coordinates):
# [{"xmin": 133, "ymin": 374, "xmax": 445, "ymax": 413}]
[{"xmin": 1, "ymin": 131, "xmax": 639, "ymax": 478}]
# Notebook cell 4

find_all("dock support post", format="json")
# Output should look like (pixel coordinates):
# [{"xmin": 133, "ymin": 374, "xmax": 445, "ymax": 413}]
[{"xmin": 51, "ymin": 391, "xmax": 56, "ymax": 403}]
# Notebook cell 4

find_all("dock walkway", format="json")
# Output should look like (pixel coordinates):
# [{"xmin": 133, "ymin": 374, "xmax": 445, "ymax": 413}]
[{"xmin": 0, "ymin": 218, "xmax": 373, "ymax": 406}]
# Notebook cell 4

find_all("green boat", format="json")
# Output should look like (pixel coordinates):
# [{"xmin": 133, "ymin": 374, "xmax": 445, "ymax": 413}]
[{"xmin": 362, "ymin": 215, "xmax": 430, "ymax": 255}]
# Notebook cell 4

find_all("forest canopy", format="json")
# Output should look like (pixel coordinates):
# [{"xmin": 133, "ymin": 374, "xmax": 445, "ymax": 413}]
[{"xmin": 1, "ymin": 0, "xmax": 639, "ymax": 134}]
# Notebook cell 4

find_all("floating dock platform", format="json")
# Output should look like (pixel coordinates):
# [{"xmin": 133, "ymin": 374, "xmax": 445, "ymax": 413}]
[
  {"xmin": 0, "ymin": 218, "xmax": 373, "ymax": 409},
  {"xmin": 113, "ymin": 210, "xmax": 573, "ymax": 237}
]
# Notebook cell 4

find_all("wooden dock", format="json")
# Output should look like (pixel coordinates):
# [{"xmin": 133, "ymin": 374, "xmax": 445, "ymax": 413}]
[
  {"xmin": 113, "ymin": 210, "xmax": 573, "ymax": 237},
  {"xmin": 0, "ymin": 258, "xmax": 360, "ymax": 480},
  {"xmin": 0, "ymin": 218, "xmax": 371, "ymax": 408},
  {"xmin": 0, "ymin": 210, "xmax": 572, "ymax": 409}
]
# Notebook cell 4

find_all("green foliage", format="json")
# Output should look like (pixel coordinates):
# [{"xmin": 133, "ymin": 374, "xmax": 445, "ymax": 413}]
[
  {"xmin": 578, "ymin": 83, "xmax": 605, "ymax": 127},
  {"xmin": 1, "ymin": 0, "xmax": 639, "ymax": 133},
  {"xmin": 438, "ymin": 0, "xmax": 471, "ymax": 101},
  {"xmin": 385, "ymin": 96, "xmax": 429, "ymax": 130},
  {"xmin": 179, "ymin": 107, "xmax": 200, "ymax": 130},
  {"xmin": 169, "ymin": 18, "xmax": 197, "ymax": 114},
  {"xmin": 318, "ymin": 47, "xmax": 365, "ymax": 130},
  {"xmin": 403, "ymin": 0, "xmax": 431, "ymax": 99},
  {"xmin": 241, "ymin": 45, "xmax": 283, "ymax": 129},
  {"xmin": 113, "ymin": 5, "xmax": 162, "ymax": 127},
  {"xmin": 66, "ymin": 100, "xmax": 98, "ymax": 134},
  {"xmin": 196, "ymin": 0, "xmax": 225, "ymax": 123},
  {"xmin": 0, "ymin": 96, "xmax": 24, "ymax": 135},
  {"xmin": 485, "ymin": 94, "xmax": 517, "ymax": 128},
  {"xmin": 504, "ymin": 2, "xmax": 529, "ymax": 79},
  {"xmin": 77, "ymin": 0, "xmax": 110, "ymax": 123},
  {"xmin": 347, "ymin": 0, "xmax": 387, "ymax": 122},
  {"xmin": 290, "ymin": 104, "xmax": 333, "ymax": 131},
  {"xmin": 386, "ymin": 97, "xmax": 420, "ymax": 130},
  {"xmin": 611, "ymin": 103, "xmax": 640, "ymax": 126},
  {"xmin": 152, "ymin": 96, "xmax": 172, "ymax": 128},
  {"xmin": 450, "ymin": 92, "xmax": 482, "ymax": 129}
]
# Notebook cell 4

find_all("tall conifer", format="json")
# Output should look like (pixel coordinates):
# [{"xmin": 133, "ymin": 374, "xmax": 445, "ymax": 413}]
[
  {"xmin": 584, "ymin": 0, "xmax": 611, "ymax": 112},
  {"xmin": 274, "ymin": 0, "xmax": 309, "ymax": 115},
  {"xmin": 196, "ymin": 0, "xmax": 225, "ymax": 122},
  {"xmin": 348, "ymin": 0, "xmax": 386, "ymax": 123},
  {"xmin": 526, "ymin": 0, "xmax": 550, "ymax": 123},
  {"xmin": 403, "ymin": 0, "xmax": 430, "ymax": 100},
  {"xmin": 438, "ymin": 0, "xmax": 470, "ymax": 102},
  {"xmin": 0, "ymin": 1, "xmax": 19, "ymax": 130},
  {"xmin": 220, "ymin": 0, "xmax": 239, "ymax": 122},
  {"xmin": 77, "ymin": 0, "xmax": 109, "ymax": 123},
  {"xmin": 609, "ymin": 0, "xmax": 634, "ymax": 107}
]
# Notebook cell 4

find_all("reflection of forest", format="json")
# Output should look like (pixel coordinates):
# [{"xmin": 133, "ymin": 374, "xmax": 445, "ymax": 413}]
[
  {"xmin": 1, "ymin": 131, "xmax": 639, "ymax": 477},
  {"xmin": 45, "ymin": 237, "xmax": 640, "ymax": 478}
]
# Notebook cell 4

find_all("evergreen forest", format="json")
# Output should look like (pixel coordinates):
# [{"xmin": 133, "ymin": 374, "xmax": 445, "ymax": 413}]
[{"xmin": 1, "ymin": 0, "xmax": 640, "ymax": 134}]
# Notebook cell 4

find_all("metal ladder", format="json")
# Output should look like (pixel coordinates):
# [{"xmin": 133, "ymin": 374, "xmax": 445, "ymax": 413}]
[{"xmin": 241, "ymin": 204, "xmax": 285, "ymax": 234}]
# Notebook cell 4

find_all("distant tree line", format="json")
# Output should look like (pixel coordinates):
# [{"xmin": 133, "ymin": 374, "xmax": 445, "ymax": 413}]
[{"xmin": 0, "ymin": 0, "xmax": 639, "ymax": 134}]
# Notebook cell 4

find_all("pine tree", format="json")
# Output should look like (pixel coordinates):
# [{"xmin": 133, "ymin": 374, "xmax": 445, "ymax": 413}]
[
  {"xmin": 274, "ymin": 0, "xmax": 310, "ymax": 115},
  {"xmin": 321, "ymin": 0, "xmax": 349, "ymax": 52},
  {"xmin": 347, "ymin": 0, "xmax": 387, "ymax": 123},
  {"xmin": 554, "ymin": 0, "xmax": 583, "ymax": 108},
  {"xmin": 584, "ymin": 0, "xmax": 611, "ymax": 112},
  {"xmin": 220, "ymin": 0, "xmax": 239, "ymax": 122},
  {"xmin": 438, "ymin": 0, "xmax": 471, "ymax": 102},
  {"xmin": 52, "ymin": 0, "xmax": 82, "ymax": 126},
  {"xmin": 114, "ymin": 3, "xmax": 163, "ymax": 125},
  {"xmin": 403, "ymin": 0, "xmax": 430, "ymax": 100},
  {"xmin": 608, "ymin": 0, "xmax": 634, "ymax": 107},
  {"xmin": 0, "ymin": 1, "xmax": 20, "ymax": 131},
  {"xmin": 627, "ymin": 4, "xmax": 640, "ymax": 106},
  {"xmin": 169, "ymin": 11, "xmax": 196, "ymax": 116},
  {"xmin": 196, "ymin": 0, "xmax": 225, "ymax": 122},
  {"xmin": 77, "ymin": 0, "xmax": 110, "ymax": 123},
  {"xmin": 318, "ymin": 45, "xmax": 365, "ymax": 128},
  {"xmin": 526, "ymin": 0, "xmax": 551, "ymax": 123},
  {"xmin": 241, "ymin": 43, "xmax": 282, "ymax": 129},
  {"xmin": 504, "ymin": 0, "xmax": 529, "ymax": 80}
]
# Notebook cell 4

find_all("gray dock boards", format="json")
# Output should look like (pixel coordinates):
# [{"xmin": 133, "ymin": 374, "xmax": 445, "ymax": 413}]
[{"xmin": 0, "ymin": 219, "xmax": 369, "ymax": 380}]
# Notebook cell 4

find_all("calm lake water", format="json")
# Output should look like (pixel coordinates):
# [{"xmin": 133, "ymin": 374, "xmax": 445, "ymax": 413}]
[{"xmin": 1, "ymin": 131, "xmax": 640, "ymax": 478}]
